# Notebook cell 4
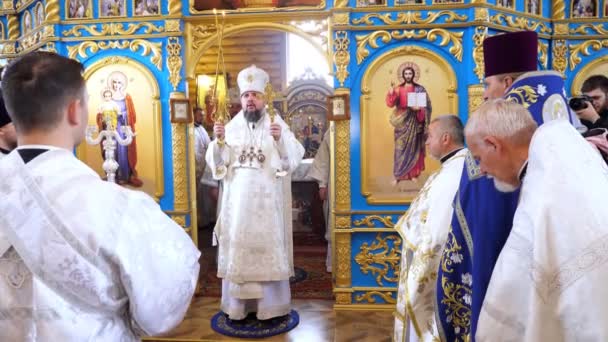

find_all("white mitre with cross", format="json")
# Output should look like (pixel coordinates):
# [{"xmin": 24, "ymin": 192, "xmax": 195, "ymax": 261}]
[{"xmin": 237, "ymin": 65, "xmax": 269, "ymax": 95}]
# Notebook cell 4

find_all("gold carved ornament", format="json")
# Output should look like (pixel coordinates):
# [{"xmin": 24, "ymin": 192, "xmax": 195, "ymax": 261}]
[
  {"xmin": 7, "ymin": 15, "xmax": 18, "ymax": 40},
  {"xmin": 538, "ymin": 41, "xmax": 548, "ymax": 70},
  {"xmin": 165, "ymin": 19, "xmax": 180, "ymax": 32},
  {"xmin": 335, "ymin": 231, "xmax": 352, "ymax": 288},
  {"xmin": 171, "ymin": 124, "xmax": 189, "ymax": 212},
  {"xmin": 552, "ymin": 40, "xmax": 568, "ymax": 75},
  {"xmin": 335, "ymin": 119, "xmax": 351, "ymax": 210},
  {"xmin": 351, "ymin": 11, "xmax": 467, "ymax": 26},
  {"xmin": 552, "ymin": 0, "xmax": 565, "ymax": 19},
  {"xmin": 554, "ymin": 23, "xmax": 569, "ymax": 35},
  {"xmin": 472, "ymin": 26, "xmax": 487, "ymax": 83},
  {"xmin": 168, "ymin": 0, "xmax": 182, "ymax": 15},
  {"xmin": 489, "ymin": 13, "xmax": 552, "ymax": 34},
  {"xmin": 67, "ymin": 40, "xmax": 162, "ymax": 71},
  {"xmin": 333, "ymin": 31, "xmax": 350, "ymax": 87},
  {"xmin": 2, "ymin": 0, "xmax": 13, "ymax": 10},
  {"xmin": 191, "ymin": 25, "xmax": 214, "ymax": 51},
  {"xmin": 354, "ymin": 233, "xmax": 402, "ymax": 286},
  {"xmin": 44, "ymin": 0, "xmax": 59, "ymax": 23},
  {"xmin": 355, "ymin": 29, "xmax": 463, "ymax": 65},
  {"xmin": 570, "ymin": 24, "xmax": 608, "ymax": 36},
  {"xmin": 474, "ymin": 8, "xmax": 489, "ymax": 22},
  {"xmin": 170, "ymin": 215, "xmax": 186, "ymax": 228},
  {"xmin": 468, "ymin": 85, "xmax": 485, "ymax": 113},
  {"xmin": 167, "ymin": 37, "xmax": 182, "ymax": 91},
  {"xmin": 335, "ymin": 215, "xmax": 351, "ymax": 229},
  {"xmin": 62, "ymin": 23, "xmax": 164, "ymax": 37},
  {"xmin": 334, "ymin": 0, "xmax": 348, "ymax": 8},
  {"xmin": 569, "ymin": 40, "xmax": 608, "ymax": 71},
  {"xmin": 332, "ymin": 13, "xmax": 349, "ymax": 26},
  {"xmin": 353, "ymin": 215, "xmax": 396, "ymax": 228},
  {"xmin": 335, "ymin": 292, "xmax": 352, "ymax": 305},
  {"xmin": 354, "ymin": 291, "xmax": 396, "ymax": 304},
  {"xmin": 505, "ymin": 85, "xmax": 539, "ymax": 109}
]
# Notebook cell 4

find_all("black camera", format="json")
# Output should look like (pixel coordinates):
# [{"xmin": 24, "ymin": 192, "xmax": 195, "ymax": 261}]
[{"xmin": 569, "ymin": 95, "xmax": 593, "ymax": 111}]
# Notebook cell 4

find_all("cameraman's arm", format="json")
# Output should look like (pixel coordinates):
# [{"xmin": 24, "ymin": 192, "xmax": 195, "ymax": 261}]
[{"xmin": 576, "ymin": 104, "xmax": 601, "ymax": 128}]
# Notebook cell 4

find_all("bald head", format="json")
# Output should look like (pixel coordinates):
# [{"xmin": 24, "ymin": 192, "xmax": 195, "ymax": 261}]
[
  {"xmin": 426, "ymin": 115, "xmax": 464, "ymax": 160},
  {"xmin": 465, "ymin": 99, "xmax": 537, "ymax": 191}
]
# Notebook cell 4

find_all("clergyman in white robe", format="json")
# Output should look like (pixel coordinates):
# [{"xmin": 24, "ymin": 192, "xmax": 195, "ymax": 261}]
[
  {"xmin": 0, "ymin": 147, "xmax": 201, "ymax": 341},
  {"xmin": 194, "ymin": 122, "xmax": 217, "ymax": 228},
  {"xmin": 394, "ymin": 148, "xmax": 467, "ymax": 342},
  {"xmin": 206, "ymin": 110, "xmax": 304, "ymax": 320},
  {"xmin": 307, "ymin": 128, "xmax": 332, "ymax": 272},
  {"xmin": 476, "ymin": 119, "xmax": 608, "ymax": 341}
]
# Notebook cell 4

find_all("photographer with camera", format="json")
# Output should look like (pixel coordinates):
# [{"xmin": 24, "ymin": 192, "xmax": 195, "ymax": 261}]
[{"xmin": 571, "ymin": 75, "xmax": 608, "ymax": 130}]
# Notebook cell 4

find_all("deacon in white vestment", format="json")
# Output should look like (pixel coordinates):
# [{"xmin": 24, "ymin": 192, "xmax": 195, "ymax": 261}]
[
  {"xmin": 0, "ymin": 51, "xmax": 200, "ymax": 341},
  {"xmin": 307, "ymin": 128, "xmax": 332, "ymax": 272},
  {"xmin": 466, "ymin": 99, "xmax": 608, "ymax": 342},
  {"xmin": 193, "ymin": 107, "xmax": 217, "ymax": 228},
  {"xmin": 206, "ymin": 65, "xmax": 305, "ymax": 320},
  {"xmin": 393, "ymin": 115, "xmax": 466, "ymax": 342}
]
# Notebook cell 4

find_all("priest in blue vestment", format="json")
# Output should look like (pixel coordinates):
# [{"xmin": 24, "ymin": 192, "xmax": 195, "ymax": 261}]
[{"xmin": 435, "ymin": 31, "xmax": 580, "ymax": 342}]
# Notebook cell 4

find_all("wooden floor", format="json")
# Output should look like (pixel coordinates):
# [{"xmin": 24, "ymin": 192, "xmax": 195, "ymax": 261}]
[{"xmin": 143, "ymin": 297, "xmax": 394, "ymax": 342}]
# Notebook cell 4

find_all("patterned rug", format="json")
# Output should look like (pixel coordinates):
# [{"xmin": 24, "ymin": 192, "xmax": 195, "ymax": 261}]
[
  {"xmin": 199, "ymin": 254, "xmax": 333, "ymax": 300},
  {"xmin": 210, "ymin": 310, "xmax": 299, "ymax": 338}
]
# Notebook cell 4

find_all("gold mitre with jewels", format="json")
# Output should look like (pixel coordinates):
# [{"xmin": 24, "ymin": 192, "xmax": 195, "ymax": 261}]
[{"xmin": 237, "ymin": 65, "xmax": 269, "ymax": 96}]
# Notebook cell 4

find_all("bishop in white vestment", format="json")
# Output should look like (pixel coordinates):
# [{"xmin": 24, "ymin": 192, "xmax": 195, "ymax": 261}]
[
  {"xmin": 206, "ymin": 65, "xmax": 305, "ymax": 320},
  {"xmin": 394, "ymin": 115, "xmax": 466, "ymax": 342},
  {"xmin": 466, "ymin": 99, "xmax": 608, "ymax": 342}
]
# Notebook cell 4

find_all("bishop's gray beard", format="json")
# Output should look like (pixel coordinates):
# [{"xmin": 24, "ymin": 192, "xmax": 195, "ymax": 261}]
[{"xmin": 244, "ymin": 109, "xmax": 262, "ymax": 123}]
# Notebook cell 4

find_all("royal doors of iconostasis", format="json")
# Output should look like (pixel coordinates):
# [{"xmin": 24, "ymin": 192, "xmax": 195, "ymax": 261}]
[{"xmin": 186, "ymin": 21, "xmax": 335, "ymax": 300}]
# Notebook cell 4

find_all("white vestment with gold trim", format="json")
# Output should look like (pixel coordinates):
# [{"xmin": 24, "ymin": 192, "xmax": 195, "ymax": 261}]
[
  {"xmin": 206, "ymin": 111, "xmax": 304, "ymax": 320},
  {"xmin": 0, "ymin": 148, "xmax": 200, "ymax": 341},
  {"xmin": 394, "ymin": 148, "xmax": 467, "ymax": 342},
  {"xmin": 477, "ymin": 120, "xmax": 608, "ymax": 342}
]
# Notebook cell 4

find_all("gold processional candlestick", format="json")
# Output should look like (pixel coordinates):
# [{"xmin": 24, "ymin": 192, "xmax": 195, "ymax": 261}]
[
  {"xmin": 212, "ymin": 8, "xmax": 228, "ymax": 146},
  {"xmin": 264, "ymin": 82, "xmax": 277, "ymax": 123}
]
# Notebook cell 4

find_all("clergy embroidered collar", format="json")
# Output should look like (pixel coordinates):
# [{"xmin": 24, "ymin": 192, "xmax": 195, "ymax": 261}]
[
  {"xmin": 518, "ymin": 160, "xmax": 528, "ymax": 182},
  {"xmin": 440, "ymin": 148, "xmax": 464, "ymax": 164}
]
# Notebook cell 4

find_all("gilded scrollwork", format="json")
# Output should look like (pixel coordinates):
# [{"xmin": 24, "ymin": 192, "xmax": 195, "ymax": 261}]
[
  {"xmin": 352, "ymin": 11, "xmax": 467, "ymax": 26},
  {"xmin": 569, "ymin": 40, "xmax": 608, "ymax": 71},
  {"xmin": 335, "ymin": 292, "xmax": 351, "ymax": 304},
  {"xmin": 354, "ymin": 291, "xmax": 397, "ymax": 304},
  {"xmin": 505, "ymin": 85, "xmax": 539, "ymax": 108},
  {"xmin": 356, "ymin": 29, "xmax": 463, "ymax": 64},
  {"xmin": 335, "ymin": 119, "xmax": 351, "ymax": 210},
  {"xmin": 353, "ymin": 215, "xmax": 396, "ymax": 228},
  {"xmin": 570, "ymin": 24, "xmax": 608, "ymax": 36},
  {"xmin": 67, "ymin": 40, "xmax": 163, "ymax": 71},
  {"xmin": 552, "ymin": 39, "xmax": 568, "ymax": 74},
  {"xmin": 538, "ymin": 41, "xmax": 548, "ymax": 70},
  {"xmin": 171, "ymin": 123, "xmax": 189, "ymax": 211},
  {"xmin": 354, "ymin": 233, "xmax": 402, "ymax": 286},
  {"xmin": 191, "ymin": 25, "xmax": 214, "ymax": 51},
  {"xmin": 44, "ymin": 42, "xmax": 57, "ymax": 53},
  {"xmin": 335, "ymin": 232, "xmax": 352, "ymax": 287},
  {"xmin": 167, "ymin": 37, "xmax": 182, "ymax": 91},
  {"xmin": 62, "ymin": 23, "xmax": 165, "ymax": 38},
  {"xmin": 472, "ymin": 26, "xmax": 487, "ymax": 83},
  {"xmin": 489, "ymin": 13, "xmax": 552, "ymax": 34},
  {"xmin": 333, "ymin": 31, "xmax": 350, "ymax": 87}
]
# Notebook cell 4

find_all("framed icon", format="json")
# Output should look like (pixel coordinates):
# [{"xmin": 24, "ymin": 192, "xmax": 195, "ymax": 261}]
[
  {"xmin": 327, "ymin": 94, "xmax": 350, "ymax": 121},
  {"xmin": 170, "ymin": 98, "xmax": 192, "ymax": 123}
]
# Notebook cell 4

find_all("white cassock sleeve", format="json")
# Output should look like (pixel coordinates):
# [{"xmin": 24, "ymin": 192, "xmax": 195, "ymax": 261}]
[
  {"xmin": 116, "ymin": 192, "xmax": 201, "ymax": 336},
  {"xmin": 308, "ymin": 131, "xmax": 330, "ymax": 187},
  {"xmin": 274, "ymin": 119, "xmax": 305, "ymax": 173},
  {"xmin": 205, "ymin": 140, "xmax": 231, "ymax": 180}
]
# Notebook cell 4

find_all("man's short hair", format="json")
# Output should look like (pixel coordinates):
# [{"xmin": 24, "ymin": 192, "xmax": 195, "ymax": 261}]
[
  {"xmin": 582, "ymin": 75, "xmax": 608, "ymax": 94},
  {"xmin": 431, "ymin": 115, "xmax": 464, "ymax": 145},
  {"xmin": 193, "ymin": 107, "xmax": 203, "ymax": 113},
  {"xmin": 1, "ymin": 51, "xmax": 85, "ymax": 134}
]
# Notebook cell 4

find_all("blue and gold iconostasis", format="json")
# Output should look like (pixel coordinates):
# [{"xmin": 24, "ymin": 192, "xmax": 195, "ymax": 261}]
[{"xmin": 1, "ymin": 0, "xmax": 607, "ymax": 309}]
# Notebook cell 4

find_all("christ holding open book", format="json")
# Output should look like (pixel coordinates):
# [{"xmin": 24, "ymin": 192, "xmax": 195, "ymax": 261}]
[{"xmin": 385, "ymin": 64, "xmax": 432, "ymax": 184}]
